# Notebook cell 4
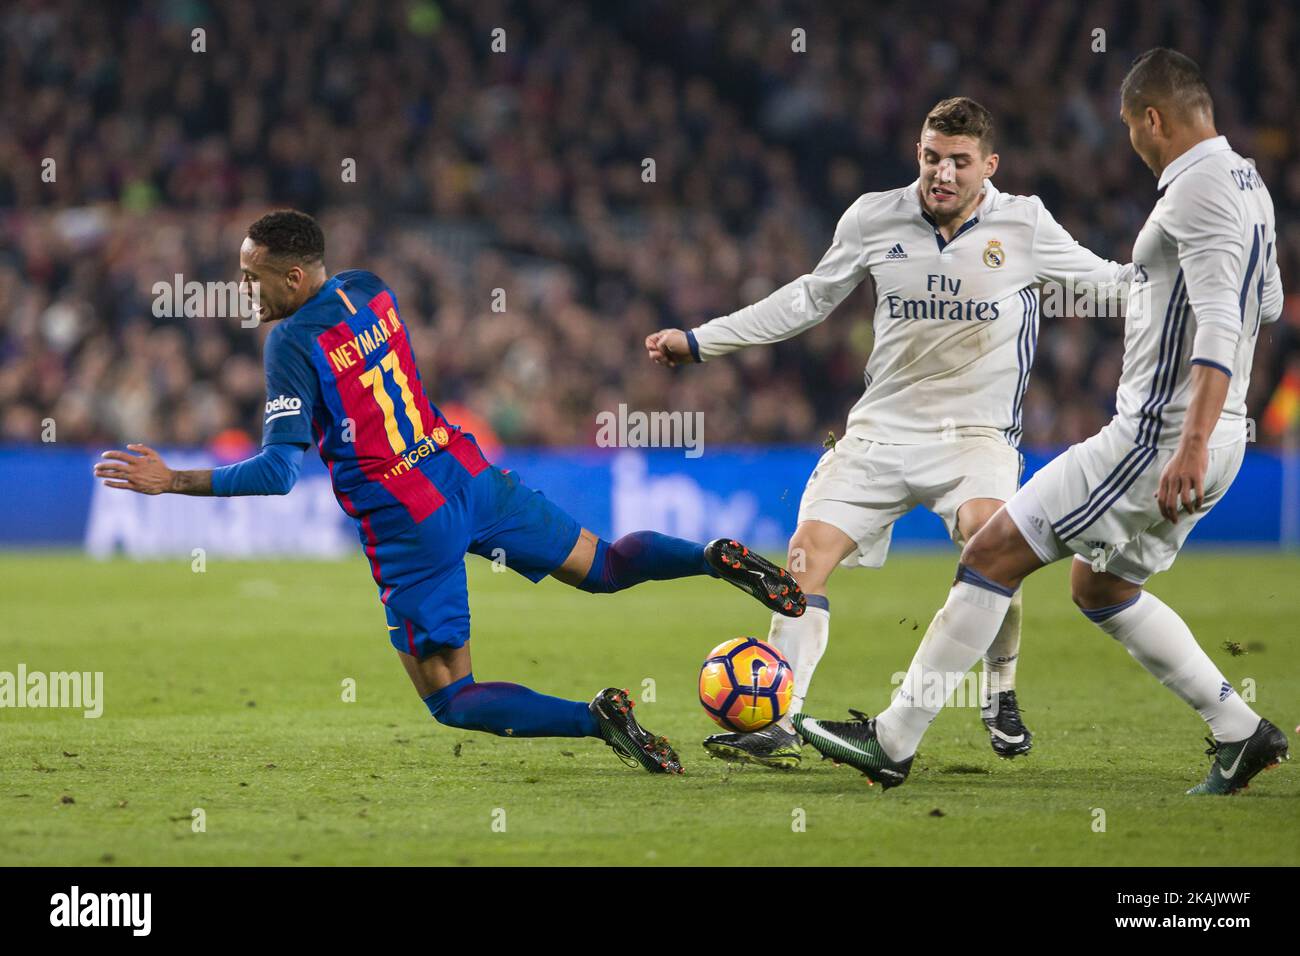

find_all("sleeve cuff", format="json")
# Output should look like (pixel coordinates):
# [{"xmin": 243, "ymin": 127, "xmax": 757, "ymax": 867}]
[
  {"xmin": 1189, "ymin": 358, "xmax": 1232, "ymax": 378},
  {"xmin": 685, "ymin": 329, "xmax": 702, "ymax": 363},
  {"xmin": 1190, "ymin": 322, "xmax": 1239, "ymax": 373}
]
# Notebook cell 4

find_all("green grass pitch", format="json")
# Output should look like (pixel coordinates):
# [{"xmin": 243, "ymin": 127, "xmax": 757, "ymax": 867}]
[{"xmin": 1, "ymin": 549, "xmax": 1295, "ymax": 866}]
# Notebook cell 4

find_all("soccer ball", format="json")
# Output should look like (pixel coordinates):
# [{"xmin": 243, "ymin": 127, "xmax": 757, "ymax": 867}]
[{"xmin": 698, "ymin": 637, "xmax": 794, "ymax": 733}]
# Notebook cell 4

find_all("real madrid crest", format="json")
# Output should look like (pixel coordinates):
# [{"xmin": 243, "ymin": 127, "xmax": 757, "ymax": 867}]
[{"xmin": 982, "ymin": 239, "xmax": 1005, "ymax": 268}]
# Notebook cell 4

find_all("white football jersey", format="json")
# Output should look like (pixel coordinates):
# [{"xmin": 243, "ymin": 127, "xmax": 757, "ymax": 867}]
[
  {"xmin": 689, "ymin": 180, "xmax": 1130, "ymax": 446},
  {"xmin": 1118, "ymin": 136, "xmax": 1282, "ymax": 450}
]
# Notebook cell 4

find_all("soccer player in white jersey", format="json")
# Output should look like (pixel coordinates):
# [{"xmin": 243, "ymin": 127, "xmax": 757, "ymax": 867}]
[
  {"xmin": 646, "ymin": 97, "xmax": 1130, "ymax": 768},
  {"xmin": 793, "ymin": 49, "xmax": 1288, "ymax": 795}
]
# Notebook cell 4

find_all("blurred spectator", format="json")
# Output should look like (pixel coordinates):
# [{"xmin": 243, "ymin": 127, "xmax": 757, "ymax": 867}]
[{"xmin": 0, "ymin": 0, "xmax": 1296, "ymax": 452}]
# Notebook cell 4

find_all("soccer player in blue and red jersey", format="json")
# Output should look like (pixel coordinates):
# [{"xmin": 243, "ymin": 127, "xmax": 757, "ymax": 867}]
[{"xmin": 94, "ymin": 210, "xmax": 804, "ymax": 773}]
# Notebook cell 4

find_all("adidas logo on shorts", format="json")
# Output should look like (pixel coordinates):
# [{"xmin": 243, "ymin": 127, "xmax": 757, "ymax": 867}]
[{"xmin": 885, "ymin": 243, "xmax": 907, "ymax": 260}]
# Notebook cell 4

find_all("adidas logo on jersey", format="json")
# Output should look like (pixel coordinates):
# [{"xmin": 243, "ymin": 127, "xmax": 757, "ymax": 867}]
[{"xmin": 885, "ymin": 243, "xmax": 907, "ymax": 260}]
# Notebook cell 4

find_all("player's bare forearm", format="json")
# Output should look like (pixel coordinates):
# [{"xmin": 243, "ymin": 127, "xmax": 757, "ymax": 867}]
[
  {"xmin": 1157, "ymin": 364, "xmax": 1231, "ymax": 523},
  {"xmin": 94, "ymin": 443, "xmax": 212, "ymax": 496},
  {"xmin": 1180, "ymin": 363, "xmax": 1231, "ymax": 450},
  {"xmin": 168, "ymin": 469, "xmax": 214, "ymax": 495}
]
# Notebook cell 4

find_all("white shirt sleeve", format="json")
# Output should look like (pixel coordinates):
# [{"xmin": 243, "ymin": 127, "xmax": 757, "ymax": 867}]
[
  {"xmin": 690, "ymin": 197, "xmax": 870, "ymax": 360},
  {"xmin": 1260, "ymin": 241, "xmax": 1283, "ymax": 325},
  {"xmin": 1030, "ymin": 198, "xmax": 1132, "ymax": 288},
  {"xmin": 1162, "ymin": 174, "xmax": 1248, "ymax": 372}
]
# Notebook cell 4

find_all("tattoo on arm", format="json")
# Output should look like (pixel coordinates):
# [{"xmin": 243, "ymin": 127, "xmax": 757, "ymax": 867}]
[{"xmin": 169, "ymin": 469, "xmax": 214, "ymax": 496}]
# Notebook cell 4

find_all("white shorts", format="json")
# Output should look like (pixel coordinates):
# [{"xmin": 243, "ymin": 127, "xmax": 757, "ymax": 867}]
[
  {"xmin": 1005, "ymin": 420, "xmax": 1246, "ymax": 585},
  {"xmin": 798, "ymin": 435, "xmax": 1022, "ymax": 568}
]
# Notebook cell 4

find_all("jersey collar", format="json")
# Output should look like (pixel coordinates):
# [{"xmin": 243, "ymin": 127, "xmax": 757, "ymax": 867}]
[
  {"xmin": 910, "ymin": 178, "xmax": 999, "ymax": 251},
  {"xmin": 282, "ymin": 275, "xmax": 342, "ymax": 325},
  {"xmin": 1157, "ymin": 135, "xmax": 1231, "ymax": 192}
]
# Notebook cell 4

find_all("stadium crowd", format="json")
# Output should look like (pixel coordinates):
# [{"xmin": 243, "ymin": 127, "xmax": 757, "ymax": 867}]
[{"xmin": 2, "ymin": 0, "xmax": 1297, "ymax": 455}]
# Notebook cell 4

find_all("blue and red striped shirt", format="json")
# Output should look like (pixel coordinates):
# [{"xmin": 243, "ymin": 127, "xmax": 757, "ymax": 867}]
[{"xmin": 261, "ymin": 270, "xmax": 488, "ymax": 537}]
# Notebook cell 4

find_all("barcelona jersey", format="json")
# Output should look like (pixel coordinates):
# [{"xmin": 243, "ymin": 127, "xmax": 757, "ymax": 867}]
[
  {"xmin": 260, "ymin": 270, "xmax": 490, "ymax": 539},
  {"xmin": 259, "ymin": 269, "xmax": 581, "ymax": 658}
]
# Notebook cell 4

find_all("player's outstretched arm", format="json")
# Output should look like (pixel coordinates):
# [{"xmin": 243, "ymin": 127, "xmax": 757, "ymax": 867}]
[
  {"xmin": 94, "ymin": 441, "xmax": 305, "ymax": 496},
  {"xmin": 1030, "ymin": 198, "xmax": 1132, "ymax": 291},
  {"xmin": 680, "ymin": 197, "xmax": 870, "ymax": 363},
  {"xmin": 94, "ymin": 444, "xmax": 213, "ymax": 495}
]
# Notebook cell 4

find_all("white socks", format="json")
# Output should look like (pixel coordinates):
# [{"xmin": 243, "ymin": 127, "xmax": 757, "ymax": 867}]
[
  {"xmin": 1089, "ymin": 591, "xmax": 1259, "ymax": 743},
  {"xmin": 769, "ymin": 599, "xmax": 830, "ymax": 733},
  {"xmin": 861, "ymin": 568, "xmax": 1259, "ymax": 764},
  {"xmin": 982, "ymin": 588, "xmax": 1022, "ymax": 695},
  {"xmin": 875, "ymin": 577, "xmax": 1013, "ymax": 759}
]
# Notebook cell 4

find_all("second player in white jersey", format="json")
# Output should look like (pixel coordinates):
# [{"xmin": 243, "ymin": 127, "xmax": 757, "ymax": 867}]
[
  {"xmin": 1115, "ymin": 135, "xmax": 1281, "ymax": 451},
  {"xmin": 688, "ymin": 178, "xmax": 1130, "ymax": 446},
  {"xmin": 1009, "ymin": 134, "xmax": 1282, "ymax": 580}
]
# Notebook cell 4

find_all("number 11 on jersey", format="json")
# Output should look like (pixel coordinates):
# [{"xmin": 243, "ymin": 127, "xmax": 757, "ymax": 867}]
[{"xmin": 359, "ymin": 351, "xmax": 425, "ymax": 454}]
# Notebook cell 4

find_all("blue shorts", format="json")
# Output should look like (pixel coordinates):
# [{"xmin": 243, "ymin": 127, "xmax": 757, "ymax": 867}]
[{"xmin": 360, "ymin": 466, "xmax": 583, "ymax": 658}]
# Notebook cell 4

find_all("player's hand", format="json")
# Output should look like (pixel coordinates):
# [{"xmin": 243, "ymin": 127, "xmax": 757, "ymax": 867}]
[
  {"xmin": 645, "ymin": 329, "xmax": 695, "ymax": 368},
  {"xmin": 93, "ymin": 444, "xmax": 174, "ymax": 495},
  {"xmin": 1156, "ymin": 441, "xmax": 1208, "ymax": 524}
]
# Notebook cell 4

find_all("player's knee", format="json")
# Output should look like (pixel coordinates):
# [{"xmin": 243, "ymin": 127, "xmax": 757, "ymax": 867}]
[
  {"xmin": 955, "ymin": 498, "xmax": 1001, "ymax": 544},
  {"xmin": 1069, "ymin": 578, "xmax": 1095, "ymax": 609},
  {"xmin": 957, "ymin": 531, "xmax": 999, "ymax": 576},
  {"xmin": 576, "ymin": 531, "xmax": 666, "ymax": 593},
  {"xmin": 1070, "ymin": 571, "xmax": 1138, "ymax": 613},
  {"xmin": 422, "ymin": 675, "xmax": 477, "ymax": 728},
  {"xmin": 576, "ymin": 536, "xmax": 619, "ymax": 593},
  {"xmin": 958, "ymin": 509, "xmax": 1026, "ymax": 578},
  {"xmin": 577, "ymin": 531, "xmax": 711, "ymax": 593}
]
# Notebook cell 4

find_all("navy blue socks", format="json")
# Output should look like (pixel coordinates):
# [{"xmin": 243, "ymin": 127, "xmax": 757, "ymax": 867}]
[
  {"xmin": 578, "ymin": 531, "xmax": 714, "ymax": 593},
  {"xmin": 422, "ymin": 674, "xmax": 599, "ymax": 737}
]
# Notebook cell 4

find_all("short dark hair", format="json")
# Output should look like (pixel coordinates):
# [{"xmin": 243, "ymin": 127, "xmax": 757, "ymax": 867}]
[
  {"xmin": 246, "ymin": 210, "xmax": 325, "ymax": 265},
  {"xmin": 1120, "ymin": 48, "xmax": 1213, "ymax": 121},
  {"xmin": 922, "ymin": 97, "xmax": 995, "ymax": 153}
]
